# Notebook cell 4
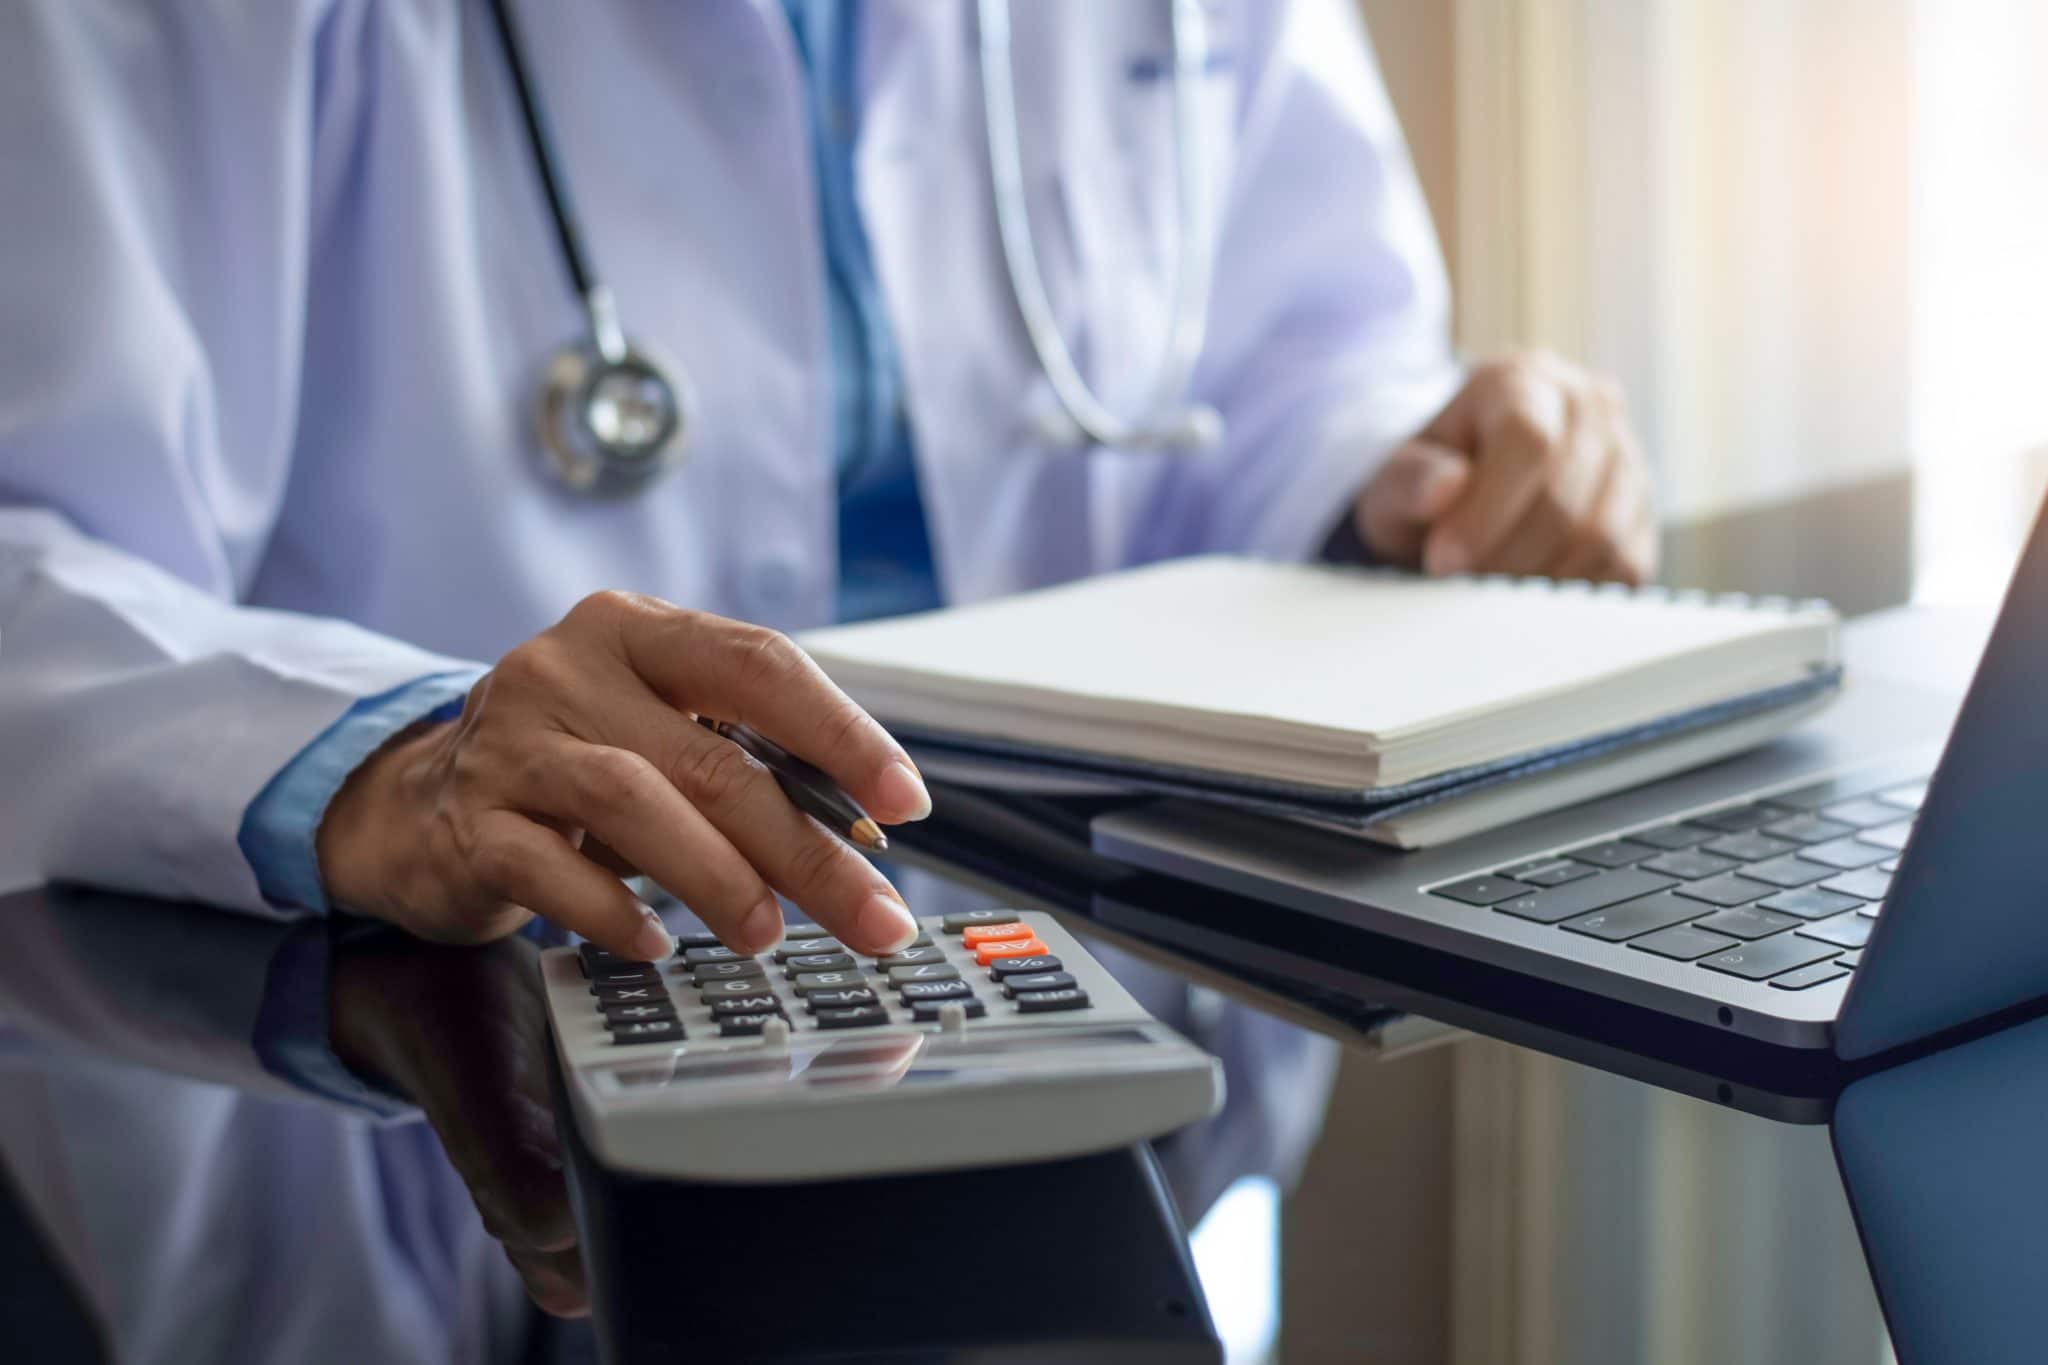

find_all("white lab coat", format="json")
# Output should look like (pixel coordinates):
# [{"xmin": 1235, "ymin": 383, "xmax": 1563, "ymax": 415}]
[{"xmin": 0, "ymin": 1, "xmax": 1455, "ymax": 1360}]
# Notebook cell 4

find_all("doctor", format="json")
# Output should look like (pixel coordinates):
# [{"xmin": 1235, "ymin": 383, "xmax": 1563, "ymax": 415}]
[{"xmin": 0, "ymin": 0, "xmax": 1651, "ymax": 1356}]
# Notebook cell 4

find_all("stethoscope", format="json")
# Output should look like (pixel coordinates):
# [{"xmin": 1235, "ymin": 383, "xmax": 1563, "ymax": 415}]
[{"xmin": 487, "ymin": 0, "xmax": 1223, "ymax": 499}]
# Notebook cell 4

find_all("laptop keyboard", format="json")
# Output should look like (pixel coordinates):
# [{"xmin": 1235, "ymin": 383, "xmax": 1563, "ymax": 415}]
[{"xmin": 1428, "ymin": 776, "xmax": 1929, "ymax": 991}]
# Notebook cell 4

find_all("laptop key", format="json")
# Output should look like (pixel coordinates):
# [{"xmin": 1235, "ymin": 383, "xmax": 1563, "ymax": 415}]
[
  {"xmin": 1765, "ymin": 777, "xmax": 1875, "ymax": 811},
  {"xmin": 1697, "ymin": 936, "xmax": 1839, "ymax": 981},
  {"xmin": 1629, "ymin": 823, "xmax": 1718, "ymax": 850},
  {"xmin": 1691, "ymin": 803, "xmax": 1778, "ymax": 833},
  {"xmin": 1798, "ymin": 912, "xmax": 1873, "ymax": 949},
  {"xmin": 1796, "ymin": 837, "xmax": 1890, "ymax": 871},
  {"xmin": 1821, "ymin": 798, "xmax": 1905, "ymax": 828},
  {"xmin": 1738, "ymin": 855, "xmax": 1836, "ymax": 888},
  {"xmin": 1702, "ymin": 831, "xmax": 1796, "ymax": 863},
  {"xmin": 1876, "ymin": 781, "xmax": 1929, "ymax": 810},
  {"xmin": 1691, "ymin": 906, "xmax": 1802, "ymax": 940},
  {"xmin": 1640, "ymin": 849, "xmax": 1740, "ymax": 881},
  {"xmin": 1433, "ymin": 875, "xmax": 1536, "ymax": 906},
  {"xmin": 1836, "ymin": 949, "xmax": 1863, "ymax": 968},
  {"xmin": 1561, "ymin": 891, "xmax": 1710, "ymax": 942},
  {"xmin": 1880, "ymin": 857, "xmax": 1901, "ymax": 873},
  {"xmin": 1493, "ymin": 868, "xmax": 1679, "ymax": 924},
  {"xmin": 1761, "ymin": 814, "xmax": 1856, "ymax": 845},
  {"xmin": 1673, "ymin": 872, "xmax": 1776, "ymax": 907},
  {"xmin": 1769, "ymin": 961, "xmax": 1852, "ymax": 991},
  {"xmin": 1856, "ymin": 820, "xmax": 1915, "ymax": 852},
  {"xmin": 1822, "ymin": 867, "xmax": 1893, "ymax": 901},
  {"xmin": 1562, "ymin": 839, "xmax": 1658, "ymax": 869},
  {"xmin": 1500, "ymin": 858, "xmax": 1598, "ymax": 887},
  {"xmin": 1630, "ymin": 924, "xmax": 1742, "ymax": 961},
  {"xmin": 1757, "ymin": 886, "xmax": 1864, "ymax": 920}
]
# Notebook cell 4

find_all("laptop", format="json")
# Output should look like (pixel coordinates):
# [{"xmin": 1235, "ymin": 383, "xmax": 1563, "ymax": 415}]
[{"xmin": 1092, "ymin": 498, "xmax": 2048, "ymax": 1060}]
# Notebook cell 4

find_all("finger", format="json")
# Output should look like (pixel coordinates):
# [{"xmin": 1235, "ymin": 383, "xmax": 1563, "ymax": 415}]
[
  {"xmin": 1353, "ymin": 440, "xmax": 1471, "ymax": 567},
  {"xmin": 1423, "ymin": 375, "xmax": 1569, "ymax": 574},
  {"xmin": 567, "ymin": 705, "xmax": 919, "ymax": 955},
  {"xmin": 1550, "ymin": 443, "xmax": 1642, "ymax": 583},
  {"xmin": 1484, "ymin": 493, "xmax": 1575, "ymax": 577},
  {"xmin": 1492, "ymin": 396, "xmax": 1613, "ymax": 575},
  {"xmin": 513, "ymin": 737, "xmax": 791, "ymax": 955},
  {"xmin": 463, "ymin": 808, "xmax": 677, "ymax": 962},
  {"xmin": 506, "ymin": 1244, "xmax": 590, "ymax": 1320},
  {"xmin": 614, "ymin": 606, "xmax": 932, "ymax": 824}
]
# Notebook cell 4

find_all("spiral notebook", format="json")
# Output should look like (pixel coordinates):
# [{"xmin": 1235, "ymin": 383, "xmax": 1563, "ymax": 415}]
[{"xmin": 798, "ymin": 557, "xmax": 1843, "ymax": 848}]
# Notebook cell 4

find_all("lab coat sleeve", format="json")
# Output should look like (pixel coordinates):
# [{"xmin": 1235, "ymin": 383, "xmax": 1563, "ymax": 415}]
[
  {"xmin": 0, "ymin": 1, "xmax": 481, "ymax": 914},
  {"xmin": 1159, "ymin": 0, "xmax": 1465, "ymax": 562}
]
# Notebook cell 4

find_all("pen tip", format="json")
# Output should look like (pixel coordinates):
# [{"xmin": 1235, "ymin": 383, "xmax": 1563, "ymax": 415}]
[{"xmin": 851, "ymin": 818, "xmax": 888, "ymax": 852}]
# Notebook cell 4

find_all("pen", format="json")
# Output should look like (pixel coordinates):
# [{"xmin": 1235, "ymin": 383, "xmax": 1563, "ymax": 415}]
[{"xmin": 698, "ymin": 717, "xmax": 889, "ymax": 853}]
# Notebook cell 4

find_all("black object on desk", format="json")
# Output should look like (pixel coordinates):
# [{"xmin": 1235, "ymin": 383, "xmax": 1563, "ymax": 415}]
[{"xmin": 550, "ymin": 1049, "xmax": 1220, "ymax": 1365}]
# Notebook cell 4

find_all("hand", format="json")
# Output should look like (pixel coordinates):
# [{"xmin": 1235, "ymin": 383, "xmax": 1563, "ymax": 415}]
[
  {"xmin": 317, "ymin": 592, "xmax": 931, "ymax": 962},
  {"xmin": 329, "ymin": 931, "xmax": 588, "ymax": 1316},
  {"xmin": 1351, "ymin": 352, "xmax": 1657, "ymax": 583}
]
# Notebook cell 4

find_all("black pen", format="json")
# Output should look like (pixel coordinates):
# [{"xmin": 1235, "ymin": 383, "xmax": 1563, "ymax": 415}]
[{"xmin": 698, "ymin": 717, "xmax": 888, "ymax": 852}]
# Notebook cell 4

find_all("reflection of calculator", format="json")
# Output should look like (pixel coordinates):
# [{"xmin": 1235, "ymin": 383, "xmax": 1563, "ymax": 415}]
[{"xmin": 541, "ymin": 908, "xmax": 1224, "ymax": 1182}]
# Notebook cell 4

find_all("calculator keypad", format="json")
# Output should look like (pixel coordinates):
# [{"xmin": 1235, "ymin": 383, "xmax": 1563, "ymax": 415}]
[{"xmin": 577, "ymin": 915, "xmax": 1100, "ymax": 1046}]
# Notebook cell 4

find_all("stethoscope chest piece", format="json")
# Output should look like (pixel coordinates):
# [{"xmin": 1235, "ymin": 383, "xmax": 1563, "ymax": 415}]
[{"xmin": 535, "ymin": 332, "xmax": 695, "ymax": 498}]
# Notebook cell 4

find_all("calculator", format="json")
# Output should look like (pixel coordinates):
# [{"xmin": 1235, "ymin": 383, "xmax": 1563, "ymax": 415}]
[{"xmin": 542, "ymin": 908, "xmax": 1224, "ymax": 1182}]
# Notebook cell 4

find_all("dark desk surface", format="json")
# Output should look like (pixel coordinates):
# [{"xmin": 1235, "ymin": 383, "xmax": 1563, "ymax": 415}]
[{"xmin": 1, "ymin": 605, "xmax": 2032, "ymax": 1365}]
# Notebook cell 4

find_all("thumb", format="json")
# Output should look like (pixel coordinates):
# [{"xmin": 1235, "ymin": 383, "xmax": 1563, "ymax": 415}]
[{"xmin": 1354, "ymin": 439, "xmax": 1472, "ymax": 568}]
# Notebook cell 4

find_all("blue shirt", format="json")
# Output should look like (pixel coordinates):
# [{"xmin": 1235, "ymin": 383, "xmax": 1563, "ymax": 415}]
[{"xmin": 240, "ymin": 0, "xmax": 938, "ymax": 1102}]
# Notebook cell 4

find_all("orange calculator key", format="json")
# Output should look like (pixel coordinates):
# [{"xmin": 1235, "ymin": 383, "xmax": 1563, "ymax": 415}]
[
  {"xmin": 975, "ymin": 938, "xmax": 1049, "ymax": 967},
  {"xmin": 961, "ymin": 922, "xmax": 1034, "ymax": 947}
]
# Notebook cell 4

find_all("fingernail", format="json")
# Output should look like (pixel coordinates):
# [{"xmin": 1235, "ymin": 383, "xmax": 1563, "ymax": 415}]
[
  {"xmin": 740, "ymin": 897, "xmax": 787, "ymax": 955},
  {"xmin": 855, "ymin": 892, "xmax": 919, "ymax": 955},
  {"xmin": 1426, "ymin": 537, "xmax": 1468, "ymax": 576},
  {"xmin": 874, "ymin": 760, "xmax": 933, "ymax": 823},
  {"xmin": 630, "ymin": 904, "xmax": 675, "ymax": 962}
]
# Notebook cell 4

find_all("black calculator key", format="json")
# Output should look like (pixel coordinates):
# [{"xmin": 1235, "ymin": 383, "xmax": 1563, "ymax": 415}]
[
  {"xmin": 1821, "ymin": 867, "xmax": 1892, "ymax": 901},
  {"xmin": 1691, "ymin": 803, "xmax": 1777, "ymax": 832},
  {"xmin": 578, "ymin": 942, "xmax": 630, "ymax": 972},
  {"xmin": 792, "ymin": 971, "xmax": 868, "ymax": 994},
  {"xmin": 1737, "ymin": 856, "xmax": 1836, "ymax": 889},
  {"xmin": 1697, "ymin": 936, "xmax": 1838, "ymax": 981},
  {"xmin": 719, "ymin": 1013, "xmax": 781, "ymax": 1036},
  {"xmin": 1560, "ymin": 891, "xmax": 1708, "ymax": 942},
  {"xmin": 942, "ymin": 909, "xmax": 1018, "ymax": 933},
  {"xmin": 593, "ymin": 982, "xmax": 666, "ymax": 1005},
  {"xmin": 784, "ymin": 952, "xmax": 857, "ymax": 974},
  {"xmin": 989, "ymin": 955, "xmax": 1063, "ymax": 978},
  {"xmin": 1499, "ymin": 859, "xmax": 1597, "ymax": 888},
  {"xmin": 1756, "ymin": 885, "xmax": 1862, "ymax": 919},
  {"xmin": 1691, "ymin": 906, "xmax": 1801, "ymax": 940},
  {"xmin": 911, "ymin": 998, "xmax": 987, "ymax": 1022},
  {"xmin": 782, "ymin": 923, "xmax": 833, "ymax": 940},
  {"xmin": 1493, "ymin": 868, "xmax": 1677, "ymax": 924},
  {"xmin": 1672, "ymin": 873, "xmax": 1775, "ymax": 907},
  {"xmin": 674, "ymin": 930, "xmax": 724, "ymax": 950},
  {"xmin": 1797, "ymin": 837, "xmax": 1890, "ymax": 872},
  {"xmin": 1562, "ymin": 839, "xmax": 1656, "ymax": 869},
  {"xmin": 703, "ymin": 978, "xmax": 783, "ymax": 1001},
  {"xmin": 711, "ymin": 995, "xmax": 784, "ymax": 1019},
  {"xmin": 1639, "ymin": 849, "xmax": 1739, "ymax": 881},
  {"xmin": 877, "ymin": 946, "xmax": 948, "ymax": 969},
  {"xmin": 1798, "ymin": 912, "xmax": 1872, "ymax": 950},
  {"xmin": 608, "ymin": 1018, "xmax": 685, "ymax": 1044},
  {"xmin": 685, "ymin": 945, "xmax": 746, "ymax": 967},
  {"xmin": 814, "ymin": 1005, "xmax": 891, "ymax": 1030},
  {"xmin": 1015, "ymin": 988, "xmax": 1091, "ymax": 1013},
  {"xmin": 1001, "ymin": 971, "xmax": 1079, "ymax": 996},
  {"xmin": 587, "ymin": 961, "xmax": 662, "ymax": 987},
  {"xmin": 1702, "ymin": 831, "xmax": 1795, "ymax": 863},
  {"xmin": 1769, "ymin": 961, "xmax": 1851, "ymax": 991},
  {"xmin": 1628, "ymin": 823, "xmax": 1718, "ymax": 851},
  {"xmin": 804, "ymin": 987, "xmax": 883, "ymax": 1011},
  {"xmin": 1760, "ymin": 813, "xmax": 1856, "ymax": 845},
  {"xmin": 1629, "ymin": 924, "xmax": 1741, "ymax": 961},
  {"xmin": 599, "ymin": 1001, "xmax": 677, "ymax": 1024},
  {"xmin": 693, "ymin": 959, "xmax": 766, "ymax": 983},
  {"xmin": 899, "ymin": 979, "xmax": 975, "ymax": 1004},
  {"xmin": 887, "ymin": 963, "xmax": 961, "ymax": 987},
  {"xmin": 775, "ymin": 939, "xmax": 845, "ymax": 962},
  {"xmin": 1432, "ymin": 875, "xmax": 1534, "ymax": 906}
]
